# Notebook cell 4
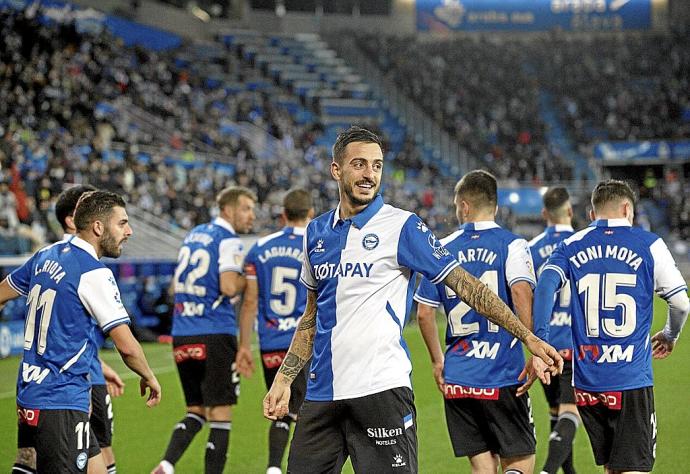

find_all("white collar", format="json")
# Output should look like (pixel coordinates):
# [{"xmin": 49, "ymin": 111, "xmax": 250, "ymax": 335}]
[
  {"xmin": 471, "ymin": 221, "xmax": 500, "ymax": 230},
  {"xmin": 292, "ymin": 226, "xmax": 306, "ymax": 236},
  {"xmin": 70, "ymin": 235, "xmax": 99, "ymax": 260},
  {"xmin": 553, "ymin": 224, "xmax": 574, "ymax": 232},
  {"xmin": 213, "ymin": 217, "xmax": 236, "ymax": 234}
]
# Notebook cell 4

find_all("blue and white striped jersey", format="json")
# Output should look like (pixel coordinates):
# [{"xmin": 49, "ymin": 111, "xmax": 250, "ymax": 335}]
[
  {"xmin": 539, "ymin": 219, "xmax": 687, "ymax": 391},
  {"xmin": 244, "ymin": 226, "xmax": 306, "ymax": 351},
  {"xmin": 529, "ymin": 225, "xmax": 575, "ymax": 352},
  {"xmin": 7, "ymin": 237, "xmax": 130, "ymax": 412},
  {"xmin": 414, "ymin": 222, "xmax": 536, "ymax": 388},
  {"xmin": 172, "ymin": 217, "xmax": 244, "ymax": 337},
  {"xmin": 300, "ymin": 195, "xmax": 459, "ymax": 401}
]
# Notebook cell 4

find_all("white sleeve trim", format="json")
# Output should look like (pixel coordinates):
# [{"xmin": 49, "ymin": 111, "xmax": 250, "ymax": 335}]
[
  {"xmin": 542, "ymin": 264, "xmax": 567, "ymax": 287},
  {"xmin": 6, "ymin": 274, "xmax": 27, "ymax": 296},
  {"xmin": 429, "ymin": 260, "xmax": 460, "ymax": 285},
  {"xmin": 300, "ymin": 226, "xmax": 317, "ymax": 290},
  {"xmin": 413, "ymin": 294, "xmax": 441, "ymax": 308},
  {"xmin": 506, "ymin": 239, "xmax": 537, "ymax": 289},
  {"xmin": 78, "ymin": 268, "xmax": 130, "ymax": 331},
  {"xmin": 650, "ymin": 238, "xmax": 687, "ymax": 299},
  {"xmin": 219, "ymin": 238, "xmax": 244, "ymax": 274}
]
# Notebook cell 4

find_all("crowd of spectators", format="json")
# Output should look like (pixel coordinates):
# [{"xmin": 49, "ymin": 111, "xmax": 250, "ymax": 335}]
[
  {"xmin": 0, "ymin": 7, "xmax": 460, "ymax": 255},
  {"xmin": 2, "ymin": 7, "xmax": 688, "ymax": 257}
]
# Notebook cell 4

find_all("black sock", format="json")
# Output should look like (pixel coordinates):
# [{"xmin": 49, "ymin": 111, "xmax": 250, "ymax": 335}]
[
  {"xmin": 562, "ymin": 449, "xmax": 576, "ymax": 474},
  {"xmin": 268, "ymin": 417, "xmax": 292, "ymax": 468},
  {"xmin": 205, "ymin": 421, "xmax": 231, "ymax": 474},
  {"xmin": 12, "ymin": 464, "xmax": 36, "ymax": 474},
  {"xmin": 107, "ymin": 463, "xmax": 117, "ymax": 474},
  {"xmin": 542, "ymin": 412, "xmax": 578, "ymax": 474},
  {"xmin": 163, "ymin": 412, "xmax": 206, "ymax": 465}
]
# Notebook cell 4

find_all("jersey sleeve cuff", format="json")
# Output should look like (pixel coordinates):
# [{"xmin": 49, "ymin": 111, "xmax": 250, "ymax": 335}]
[
  {"xmin": 300, "ymin": 276, "xmax": 317, "ymax": 291},
  {"xmin": 219, "ymin": 265, "xmax": 243, "ymax": 274},
  {"xmin": 509, "ymin": 277, "xmax": 536, "ymax": 289},
  {"xmin": 6, "ymin": 274, "xmax": 27, "ymax": 296},
  {"xmin": 413, "ymin": 294, "xmax": 440, "ymax": 308},
  {"xmin": 660, "ymin": 285, "xmax": 688, "ymax": 300},
  {"xmin": 542, "ymin": 264, "xmax": 567, "ymax": 286},
  {"xmin": 101, "ymin": 316, "xmax": 131, "ymax": 333},
  {"xmin": 429, "ymin": 261, "xmax": 460, "ymax": 285}
]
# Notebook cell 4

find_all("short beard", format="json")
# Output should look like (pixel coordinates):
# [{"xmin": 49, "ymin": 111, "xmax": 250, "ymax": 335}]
[
  {"xmin": 101, "ymin": 228, "xmax": 122, "ymax": 258},
  {"xmin": 343, "ymin": 181, "xmax": 378, "ymax": 207}
]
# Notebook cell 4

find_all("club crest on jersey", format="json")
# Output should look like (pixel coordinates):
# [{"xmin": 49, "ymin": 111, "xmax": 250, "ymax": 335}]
[
  {"xmin": 362, "ymin": 233, "xmax": 380, "ymax": 250},
  {"xmin": 427, "ymin": 234, "xmax": 450, "ymax": 259},
  {"xmin": 77, "ymin": 452, "xmax": 88, "ymax": 470}
]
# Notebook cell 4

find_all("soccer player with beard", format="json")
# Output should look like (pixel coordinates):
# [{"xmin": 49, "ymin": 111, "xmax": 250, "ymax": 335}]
[
  {"xmin": 263, "ymin": 127, "xmax": 562, "ymax": 473},
  {"xmin": 236, "ymin": 188, "xmax": 314, "ymax": 474},
  {"xmin": 414, "ymin": 170, "xmax": 539, "ymax": 474},
  {"xmin": 529, "ymin": 187, "xmax": 579, "ymax": 474},
  {"xmin": 0, "ymin": 191, "xmax": 161, "ymax": 473},
  {"xmin": 532, "ymin": 180, "xmax": 689, "ymax": 474},
  {"xmin": 6, "ymin": 185, "xmax": 127, "ymax": 474},
  {"xmin": 154, "ymin": 187, "xmax": 256, "ymax": 474}
]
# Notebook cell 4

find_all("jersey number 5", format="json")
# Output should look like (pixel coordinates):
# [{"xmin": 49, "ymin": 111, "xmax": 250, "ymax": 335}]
[{"xmin": 270, "ymin": 267, "xmax": 299, "ymax": 316}]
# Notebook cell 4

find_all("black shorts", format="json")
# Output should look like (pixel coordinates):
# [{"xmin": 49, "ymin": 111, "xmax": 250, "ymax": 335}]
[
  {"xmin": 444, "ymin": 384, "xmax": 536, "ymax": 458},
  {"xmin": 173, "ymin": 334, "xmax": 239, "ymax": 407},
  {"xmin": 289, "ymin": 387, "xmax": 417, "ymax": 473},
  {"xmin": 541, "ymin": 359, "xmax": 575, "ymax": 408},
  {"xmin": 261, "ymin": 350, "xmax": 308, "ymax": 416},
  {"xmin": 576, "ymin": 386, "xmax": 656, "ymax": 472},
  {"xmin": 17, "ymin": 406, "xmax": 100, "ymax": 473},
  {"xmin": 91, "ymin": 384, "xmax": 113, "ymax": 448}
]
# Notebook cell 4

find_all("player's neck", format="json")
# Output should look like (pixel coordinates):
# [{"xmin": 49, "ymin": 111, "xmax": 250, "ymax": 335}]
[
  {"xmin": 75, "ymin": 232, "xmax": 103, "ymax": 258},
  {"xmin": 286, "ymin": 220, "xmax": 308, "ymax": 228},
  {"xmin": 463, "ymin": 213, "xmax": 495, "ymax": 224}
]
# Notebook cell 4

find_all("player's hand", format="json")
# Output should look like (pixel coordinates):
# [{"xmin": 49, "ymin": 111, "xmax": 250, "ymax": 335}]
[
  {"xmin": 102, "ymin": 364, "xmax": 125, "ymax": 398},
  {"xmin": 432, "ymin": 360, "xmax": 445, "ymax": 393},
  {"xmin": 525, "ymin": 335, "xmax": 563, "ymax": 376},
  {"xmin": 651, "ymin": 331, "xmax": 676, "ymax": 359},
  {"xmin": 517, "ymin": 356, "xmax": 550, "ymax": 397},
  {"xmin": 263, "ymin": 374, "xmax": 291, "ymax": 421},
  {"xmin": 236, "ymin": 345, "xmax": 255, "ymax": 378},
  {"xmin": 140, "ymin": 376, "xmax": 162, "ymax": 407}
]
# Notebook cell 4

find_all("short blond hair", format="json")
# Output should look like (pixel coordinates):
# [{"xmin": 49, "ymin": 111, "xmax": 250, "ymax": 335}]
[{"xmin": 216, "ymin": 186, "xmax": 257, "ymax": 209}]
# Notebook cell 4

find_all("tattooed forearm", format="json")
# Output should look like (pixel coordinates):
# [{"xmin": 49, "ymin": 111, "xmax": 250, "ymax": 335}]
[
  {"xmin": 444, "ymin": 267, "xmax": 531, "ymax": 342},
  {"xmin": 277, "ymin": 290, "xmax": 317, "ymax": 383}
]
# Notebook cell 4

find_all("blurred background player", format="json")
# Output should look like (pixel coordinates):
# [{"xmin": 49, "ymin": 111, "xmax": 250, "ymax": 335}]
[
  {"xmin": 529, "ymin": 186, "xmax": 579, "ymax": 474},
  {"xmin": 236, "ymin": 187, "xmax": 314, "ymax": 474},
  {"xmin": 415, "ymin": 170, "xmax": 538, "ymax": 474},
  {"xmin": 533, "ymin": 180, "xmax": 689, "ymax": 474},
  {"xmin": 7, "ymin": 185, "xmax": 127, "ymax": 474},
  {"xmin": 154, "ymin": 186, "xmax": 256, "ymax": 474},
  {"xmin": 0, "ymin": 190, "xmax": 161, "ymax": 473}
]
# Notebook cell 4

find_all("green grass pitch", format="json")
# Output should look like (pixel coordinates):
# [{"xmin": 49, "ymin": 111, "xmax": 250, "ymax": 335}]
[{"xmin": 1, "ymin": 297, "xmax": 688, "ymax": 473}]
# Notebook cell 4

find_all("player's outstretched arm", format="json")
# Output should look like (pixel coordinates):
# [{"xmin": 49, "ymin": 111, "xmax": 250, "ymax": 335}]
[
  {"xmin": 109, "ymin": 325, "xmax": 161, "ymax": 407},
  {"xmin": 101, "ymin": 359, "xmax": 125, "ymax": 397},
  {"xmin": 263, "ymin": 289, "xmax": 317, "ymax": 420},
  {"xmin": 443, "ymin": 266, "xmax": 563, "ymax": 374},
  {"xmin": 652, "ymin": 289, "xmax": 690, "ymax": 359},
  {"xmin": 236, "ymin": 278, "xmax": 259, "ymax": 378},
  {"xmin": 416, "ymin": 303, "xmax": 445, "ymax": 393},
  {"xmin": 0, "ymin": 277, "xmax": 20, "ymax": 307}
]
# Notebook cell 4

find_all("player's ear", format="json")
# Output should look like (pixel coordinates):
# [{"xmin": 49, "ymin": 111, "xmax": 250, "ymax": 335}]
[
  {"xmin": 93, "ymin": 219, "xmax": 104, "ymax": 237},
  {"xmin": 567, "ymin": 203, "xmax": 573, "ymax": 218},
  {"xmin": 541, "ymin": 208, "xmax": 548, "ymax": 222},
  {"xmin": 280, "ymin": 211, "xmax": 287, "ymax": 226},
  {"xmin": 64, "ymin": 215, "xmax": 77, "ymax": 234},
  {"xmin": 330, "ymin": 160, "xmax": 341, "ymax": 181},
  {"xmin": 307, "ymin": 208, "xmax": 315, "ymax": 219},
  {"xmin": 589, "ymin": 207, "xmax": 596, "ymax": 222}
]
